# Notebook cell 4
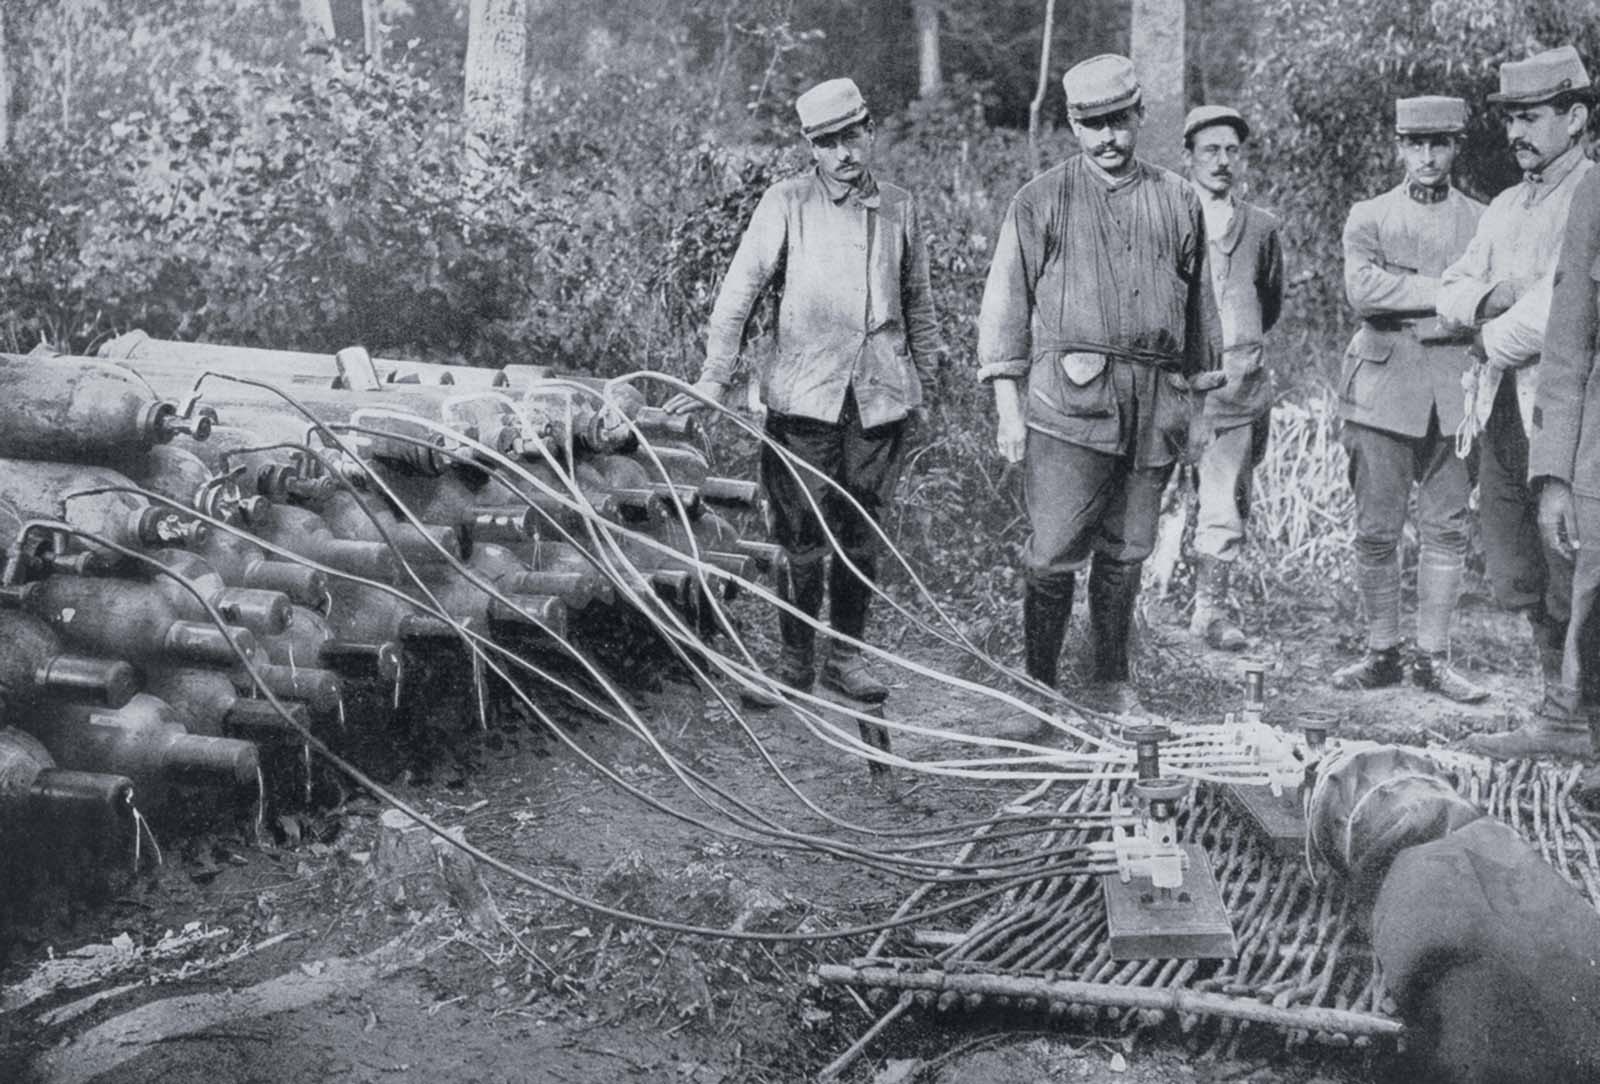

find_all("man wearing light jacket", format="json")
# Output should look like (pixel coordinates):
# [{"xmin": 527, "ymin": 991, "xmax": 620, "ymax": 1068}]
[
  {"xmin": 1438, "ymin": 46, "xmax": 1594, "ymax": 756},
  {"xmin": 665, "ymin": 78, "xmax": 941, "ymax": 705}
]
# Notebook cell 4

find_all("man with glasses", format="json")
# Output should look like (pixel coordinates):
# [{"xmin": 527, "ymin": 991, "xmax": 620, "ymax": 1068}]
[
  {"xmin": 1438, "ymin": 46, "xmax": 1595, "ymax": 756},
  {"xmin": 978, "ymin": 54, "xmax": 1220, "ymax": 716},
  {"xmin": 1182, "ymin": 105, "xmax": 1284, "ymax": 652},
  {"xmin": 664, "ymin": 78, "xmax": 940, "ymax": 706},
  {"xmin": 1333, "ymin": 97, "xmax": 1486, "ymax": 703}
]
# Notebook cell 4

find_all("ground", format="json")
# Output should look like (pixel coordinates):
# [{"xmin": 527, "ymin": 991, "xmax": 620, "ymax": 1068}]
[{"xmin": 0, "ymin": 579, "xmax": 1543, "ymax": 1084}]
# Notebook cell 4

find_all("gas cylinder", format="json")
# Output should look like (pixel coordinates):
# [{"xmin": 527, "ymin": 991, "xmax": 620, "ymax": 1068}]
[
  {"xmin": 143, "ymin": 666, "xmax": 311, "ymax": 745},
  {"xmin": 127, "ymin": 445, "xmax": 267, "ymax": 526},
  {"xmin": 200, "ymin": 529, "xmax": 331, "ymax": 607},
  {"xmin": 467, "ymin": 542, "xmax": 612, "ymax": 609},
  {"xmin": 255, "ymin": 604, "xmax": 401, "ymax": 684},
  {"xmin": 0, "ymin": 353, "xmax": 212, "ymax": 463},
  {"xmin": 247, "ymin": 505, "xmax": 401, "ymax": 582},
  {"xmin": 0, "ymin": 611, "xmax": 138, "ymax": 709},
  {"xmin": 7, "ymin": 574, "xmax": 259, "ymax": 668},
  {"xmin": 0, "ymin": 728, "xmax": 136, "ymax": 855},
  {"xmin": 27, "ymin": 694, "xmax": 260, "ymax": 809},
  {"xmin": 148, "ymin": 549, "xmax": 293, "ymax": 635},
  {"xmin": 0, "ymin": 460, "xmax": 207, "ymax": 553}
]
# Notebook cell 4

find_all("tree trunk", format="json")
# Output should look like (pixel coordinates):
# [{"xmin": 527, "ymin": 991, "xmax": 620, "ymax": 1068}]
[
  {"xmin": 1130, "ymin": 0, "xmax": 1186, "ymax": 170},
  {"xmin": 299, "ymin": 0, "xmax": 336, "ymax": 41},
  {"xmin": 1027, "ymin": 0, "xmax": 1058, "ymax": 175},
  {"xmin": 0, "ymin": 6, "xmax": 10, "ymax": 153},
  {"xmin": 463, "ymin": 0, "xmax": 529, "ymax": 183},
  {"xmin": 362, "ymin": 0, "xmax": 385, "ymax": 68},
  {"xmin": 913, "ymin": 0, "xmax": 942, "ymax": 99}
]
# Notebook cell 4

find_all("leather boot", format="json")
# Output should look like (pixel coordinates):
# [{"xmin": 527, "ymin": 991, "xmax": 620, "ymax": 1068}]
[
  {"xmin": 1530, "ymin": 606, "xmax": 1569, "ymax": 701},
  {"xmin": 820, "ymin": 554, "xmax": 888, "ymax": 703},
  {"xmin": 1023, "ymin": 577, "xmax": 1075, "ymax": 688},
  {"xmin": 1411, "ymin": 652, "xmax": 1490, "ymax": 704},
  {"xmin": 1466, "ymin": 687, "xmax": 1591, "ymax": 759},
  {"xmin": 1086, "ymin": 557, "xmax": 1146, "ymax": 716},
  {"xmin": 1189, "ymin": 556, "xmax": 1247, "ymax": 651},
  {"xmin": 1331, "ymin": 645, "xmax": 1404, "ymax": 690},
  {"xmin": 742, "ymin": 555, "xmax": 823, "ymax": 709}
]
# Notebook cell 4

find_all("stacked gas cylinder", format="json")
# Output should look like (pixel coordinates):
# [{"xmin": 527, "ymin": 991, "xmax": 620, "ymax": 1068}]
[{"xmin": 0, "ymin": 332, "xmax": 776, "ymax": 879}]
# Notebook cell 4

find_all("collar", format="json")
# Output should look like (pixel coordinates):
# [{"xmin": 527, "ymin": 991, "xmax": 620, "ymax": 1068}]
[
  {"xmin": 1406, "ymin": 181, "xmax": 1449, "ymax": 204},
  {"xmin": 1522, "ymin": 143, "xmax": 1587, "ymax": 205},
  {"xmin": 815, "ymin": 167, "xmax": 880, "ymax": 209},
  {"xmin": 1081, "ymin": 153, "xmax": 1142, "ymax": 191}
]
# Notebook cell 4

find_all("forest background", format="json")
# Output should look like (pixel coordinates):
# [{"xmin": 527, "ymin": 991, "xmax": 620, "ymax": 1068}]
[{"xmin": 2, "ymin": 0, "xmax": 1597, "ymax": 633}]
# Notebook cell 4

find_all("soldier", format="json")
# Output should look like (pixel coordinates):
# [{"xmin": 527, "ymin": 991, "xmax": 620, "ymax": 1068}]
[
  {"xmin": 1182, "ymin": 105, "xmax": 1284, "ymax": 651},
  {"xmin": 664, "ymin": 78, "xmax": 940, "ymax": 705},
  {"xmin": 1437, "ymin": 46, "xmax": 1595, "ymax": 756},
  {"xmin": 1530, "ymin": 165, "xmax": 1600, "ymax": 752},
  {"xmin": 978, "ymin": 54, "xmax": 1219, "ymax": 716},
  {"xmin": 1332, "ymin": 97, "xmax": 1487, "ymax": 702}
]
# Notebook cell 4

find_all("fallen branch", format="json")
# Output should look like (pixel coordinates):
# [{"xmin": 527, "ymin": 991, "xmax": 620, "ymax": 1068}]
[
  {"xmin": 32, "ymin": 934, "xmax": 421, "ymax": 1084},
  {"xmin": 814, "ymin": 963, "xmax": 1404, "ymax": 1038}
]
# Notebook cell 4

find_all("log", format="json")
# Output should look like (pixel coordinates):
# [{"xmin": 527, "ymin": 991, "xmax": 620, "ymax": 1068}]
[
  {"xmin": 33, "ymin": 936, "xmax": 415, "ymax": 1084},
  {"xmin": 814, "ymin": 963, "xmax": 1405, "ymax": 1038}
]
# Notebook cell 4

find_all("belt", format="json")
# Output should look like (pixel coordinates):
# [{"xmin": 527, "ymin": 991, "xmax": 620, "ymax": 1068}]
[
  {"xmin": 1362, "ymin": 316, "xmax": 1474, "ymax": 344},
  {"xmin": 1037, "ymin": 338, "xmax": 1187, "ymax": 373}
]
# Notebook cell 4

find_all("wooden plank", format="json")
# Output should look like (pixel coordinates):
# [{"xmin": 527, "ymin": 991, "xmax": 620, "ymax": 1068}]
[{"xmin": 1102, "ymin": 843, "xmax": 1238, "ymax": 960}]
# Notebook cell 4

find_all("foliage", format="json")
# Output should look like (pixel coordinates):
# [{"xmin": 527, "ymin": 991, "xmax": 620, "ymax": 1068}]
[{"xmin": 1242, "ymin": 0, "xmax": 1600, "ymax": 362}]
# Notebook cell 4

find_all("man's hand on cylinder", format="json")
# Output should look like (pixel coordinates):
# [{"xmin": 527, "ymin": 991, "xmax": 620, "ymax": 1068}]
[{"xmin": 663, "ymin": 378, "xmax": 728, "ymax": 415}]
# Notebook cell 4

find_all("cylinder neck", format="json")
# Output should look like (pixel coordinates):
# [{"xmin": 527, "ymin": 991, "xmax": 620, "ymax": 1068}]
[{"xmin": 35, "ymin": 655, "xmax": 139, "ymax": 708}]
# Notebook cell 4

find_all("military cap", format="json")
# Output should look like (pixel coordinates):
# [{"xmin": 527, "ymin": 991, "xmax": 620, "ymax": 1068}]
[
  {"xmin": 1488, "ymin": 45, "xmax": 1592, "ymax": 106},
  {"xmin": 1394, "ymin": 96, "xmax": 1469, "ymax": 135},
  {"xmin": 796, "ymin": 78, "xmax": 870, "ymax": 140},
  {"xmin": 1183, "ymin": 104, "xmax": 1249, "ymax": 143},
  {"xmin": 1062, "ymin": 54, "xmax": 1142, "ymax": 120}
]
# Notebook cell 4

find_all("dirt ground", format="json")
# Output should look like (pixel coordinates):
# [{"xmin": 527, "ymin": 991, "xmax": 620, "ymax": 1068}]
[{"xmin": 0, "ymin": 580, "xmax": 1544, "ymax": 1084}]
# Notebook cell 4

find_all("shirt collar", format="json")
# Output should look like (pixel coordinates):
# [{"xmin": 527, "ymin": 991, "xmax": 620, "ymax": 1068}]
[
  {"xmin": 1081, "ymin": 153, "xmax": 1142, "ymax": 191},
  {"xmin": 1406, "ymin": 181, "xmax": 1449, "ymax": 204},
  {"xmin": 815, "ymin": 167, "xmax": 881, "ymax": 209},
  {"xmin": 1522, "ymin": 143, "xmax": 1587, "ymax": 205}
]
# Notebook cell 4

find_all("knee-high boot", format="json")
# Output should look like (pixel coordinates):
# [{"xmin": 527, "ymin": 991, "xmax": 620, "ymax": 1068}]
[
  {"xmin": 1088, "ymin": 556, "xmax": 1145, "ymax": 715},
  {"xmin": 1023, "ymin": 576, "xmax": 1075, "ymax": 688}
]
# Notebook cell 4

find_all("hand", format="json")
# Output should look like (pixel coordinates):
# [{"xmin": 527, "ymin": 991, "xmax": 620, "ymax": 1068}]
[
  {"xmin": 996, "ymin": 406, "xmax": 1026, "ymax": 464},
  {"xmin": 663, "ymin": 378, "xmax": 728, "ymax": 415},
  {"xmin": 1538, "ymin": 479, "xmax": 1580, "ymax": 560},
  {"xmin": 1482, "ymin": 280, "xmax": 1519, "ymax": 318}
]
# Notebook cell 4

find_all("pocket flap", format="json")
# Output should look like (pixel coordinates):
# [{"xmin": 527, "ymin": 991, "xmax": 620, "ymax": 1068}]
[
  {"xmin": 1348, "ymin": 327, "xmax": 1394, "ymax": 364},
  {"xmin": 1058, "ymin": 351, "xmax": 1108, "ymax": 386}
]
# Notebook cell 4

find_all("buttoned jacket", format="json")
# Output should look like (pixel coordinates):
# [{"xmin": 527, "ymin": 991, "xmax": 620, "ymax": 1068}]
[
  {"xmin": 1531, "ymin": 165, "xmax": 1600, "ymax": 497},
  {"xmin": 701, "ymin": 169, "xmax": 941, "ymax": 429},
  {"xmin": 1203, "ymin": 200, "xmax": 1285, "ymax": 426},
  {"xmin": 976, "ymin": 156, "xmax": 1219, "ymax": 468},
  {"xmin": 1438, "ymin": 145, "xmax": 1593, "ymax": 432},
  {"xmin": 1339, "ymin": 183, "xmax": 1484, "ymax": 437}
]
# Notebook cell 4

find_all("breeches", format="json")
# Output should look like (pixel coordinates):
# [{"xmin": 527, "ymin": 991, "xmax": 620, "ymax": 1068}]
[
  {"xmin": 1342, "ymin": 415, "xmax": 1471, "ymax": 563},
  {"xmin": 1194, "ymin": 414, "xmax": 1270, "ymax": 562},
  {"xmin": 1022, "ymin": 428, "xmax": 1173, "ymax": 587}
]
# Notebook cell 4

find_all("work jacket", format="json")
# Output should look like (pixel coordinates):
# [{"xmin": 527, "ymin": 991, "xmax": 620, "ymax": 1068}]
[
  {"xmin": 976, "ymin": 155, "xmax": 1220, "ymax": 468},
  {"xmin": 1339, "ymin": 182, "xmax": 1484, "ymax": 438},
  {"xmin": 700, "ymin": 169, "xmax": 941, "ymax": 429},
  {"xmin": 1439, "ymin": 144, "xmax": 1593, "ymax": 435},
  {"xmin": 1202, "ymin": 199, "xmax": 1285, "ymax": 427},
  {"xmin": 1532, "ymin": 165, "xmax": 1600, "ymax": 498}
]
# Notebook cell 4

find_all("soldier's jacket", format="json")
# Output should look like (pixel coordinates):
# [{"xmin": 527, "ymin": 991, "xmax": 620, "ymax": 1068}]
[
  {"xmin": 976, "ymin": 156, "xmax": 1220, "ymax": 468},
  {"xmin": 1203, "ymin": 200, "xmax": 1284, "ymax": 427},
  {"xmin": 1339, "ymin": 182, "xmax": 1484, "ymax": 438},
  {"xmin": 1532, "ymin": 165, "xmax": 1600, "ymax": 498}
]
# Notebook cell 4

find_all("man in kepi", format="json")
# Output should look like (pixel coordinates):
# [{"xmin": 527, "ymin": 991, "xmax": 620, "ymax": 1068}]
[
  {"xmin": 664, "ymin": 78, "xmax": 940, "ymax": 706},
  {"xmin": 1530, "ymin": 164, "xmax": 1600, "ymax": 759},
  {"xmin": 978, "ymin": 54, "xmax": 1219, "ymax": 716},
  {"xmin": 1332, "ymin": 97, "xmax": 1486, "ymax": 702},
  {"xmin": 1182, "ymin": 105, "xmax": 1284, "ymax": 652},
  {"xmin": 1436, "ymin": 46, "xmax": 1594, "ymax": 756}
]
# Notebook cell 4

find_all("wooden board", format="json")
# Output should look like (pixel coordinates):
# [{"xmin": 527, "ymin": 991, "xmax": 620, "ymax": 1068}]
[
  {"xmin": 1224, "ymin": 783, "xmax": 1307, "ymax": 857},
  {"xmin": 1102, "ymin": 843, "xmax": 1238, "ymax": 961}
]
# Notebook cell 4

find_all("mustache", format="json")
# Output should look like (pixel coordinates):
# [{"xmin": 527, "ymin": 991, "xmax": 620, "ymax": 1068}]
[{"xmin": 1511, "ymin": 140, "xmax": 1539, "ymax": 154}]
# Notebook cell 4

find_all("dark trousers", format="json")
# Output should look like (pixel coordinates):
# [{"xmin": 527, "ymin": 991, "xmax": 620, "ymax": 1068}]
[
  {"xmin": 1022, "ymin": 428, "xmax": 1174, "ymax": 591},
  {"xmin": 1480, "ymin": 375, "xmax": 1572, "ymax": 624},
  {"xmin": 760, "ymin": 389, "xmax": 906, "ymax": 646}
]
